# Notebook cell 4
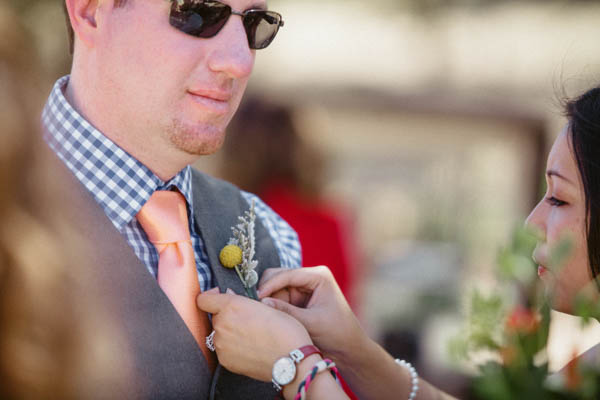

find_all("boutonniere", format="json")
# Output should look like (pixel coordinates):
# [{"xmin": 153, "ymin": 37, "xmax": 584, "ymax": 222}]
[{"xmin": 219, "ymin": 200, "xmax": 259, "ymax": 300}]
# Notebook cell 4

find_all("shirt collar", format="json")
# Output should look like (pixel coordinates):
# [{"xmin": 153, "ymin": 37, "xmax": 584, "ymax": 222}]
[{"xmin": 42, "ymin": 75, "xmax": 195, "ymax": 230}]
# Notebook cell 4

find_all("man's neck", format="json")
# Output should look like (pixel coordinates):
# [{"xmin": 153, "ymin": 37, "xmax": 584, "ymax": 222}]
[{"xmin": 64, "ymin": 71, "xmax": 193, "ymax": 181}]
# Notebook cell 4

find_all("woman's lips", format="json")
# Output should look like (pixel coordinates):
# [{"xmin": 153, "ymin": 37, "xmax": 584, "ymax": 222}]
[{"xmin": 532, "ymin": 246, "xmax": 549, "ymax": 278}]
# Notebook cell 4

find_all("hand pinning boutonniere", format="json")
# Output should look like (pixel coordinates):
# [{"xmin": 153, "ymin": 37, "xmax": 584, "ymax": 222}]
[{"xmin": 219, "ymin": 200, "xmax": 259, "ymax": 300}]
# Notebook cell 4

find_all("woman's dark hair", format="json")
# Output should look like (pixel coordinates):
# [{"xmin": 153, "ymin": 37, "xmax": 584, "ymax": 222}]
[{"xmin": 564, "ymin": 87, "xmax": 600, "ymax": 285}]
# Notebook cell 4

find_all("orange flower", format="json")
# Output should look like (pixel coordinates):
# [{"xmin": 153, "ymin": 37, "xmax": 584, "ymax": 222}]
[
  {"xmin": 500, "ymin": 345, "xmax": 517, "ymax": 365},
  {"xmin": 505, "ymin": 306, "xmax": 540, "ymax": 334},
  {"xmin": 565, "ymin": 350, "xmax": 582, "ymax": 391}
]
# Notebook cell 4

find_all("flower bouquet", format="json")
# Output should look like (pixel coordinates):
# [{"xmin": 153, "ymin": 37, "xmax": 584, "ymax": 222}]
[{"xmin": 450, "ymin": 226, "xmax": 600, "ymax": 400}]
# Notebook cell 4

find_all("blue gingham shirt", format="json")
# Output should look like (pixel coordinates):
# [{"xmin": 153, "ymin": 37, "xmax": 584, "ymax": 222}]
[{"xmin": 42, "ymin": 76, "xmax": 302, "ymax": 291}]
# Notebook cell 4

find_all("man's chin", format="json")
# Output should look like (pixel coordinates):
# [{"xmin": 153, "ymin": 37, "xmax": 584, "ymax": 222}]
[
  {"xmin": 180, "ymin": 139, "xmax": 224, "ymax": 156},
  {"xmin": 167, "ymin": 121, "xmax": 226, "ymax": 156}
]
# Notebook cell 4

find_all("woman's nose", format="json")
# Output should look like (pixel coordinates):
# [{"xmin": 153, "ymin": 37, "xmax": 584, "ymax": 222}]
[{"xmin": 525, "ymin": 201, "xmax": 546, "ymax": 241}]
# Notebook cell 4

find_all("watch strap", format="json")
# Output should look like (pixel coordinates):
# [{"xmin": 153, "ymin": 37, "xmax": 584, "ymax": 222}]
[{"xmin": 289, "ymin": 345, "xmax": 322, "ymax": 364}]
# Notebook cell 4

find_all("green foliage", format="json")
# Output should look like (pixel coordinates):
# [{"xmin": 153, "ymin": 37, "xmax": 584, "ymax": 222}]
[
  {"xmin": 473, "ymin": 361, "xmax": 552, "ymax": 400},
  {"xmin": 549, "ymin": 236, "xmax": 574, "ymax": 271},
  {"xmin": 497, "ymin": 225, "xmax": 537, "ymax": 284},
  {"xmin": 573, "ymin": 294, "xmax": 600, "ymax": 326},
  {"xmin": 449, "ymin": 291, "xmax": 504, "ymax": 362},
  {"xmin": 469, "ymin": 291, "xmax": 505, "ymax": 350},
  {"xmin": 451, "ymin": 225, "xmax": 600, "ymax": 399}
]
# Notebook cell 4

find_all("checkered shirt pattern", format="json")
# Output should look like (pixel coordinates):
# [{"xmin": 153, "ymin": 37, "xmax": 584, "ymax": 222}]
[{"xmin": 42, "ymin": 76, "xmax": 302, "ymax": 291}]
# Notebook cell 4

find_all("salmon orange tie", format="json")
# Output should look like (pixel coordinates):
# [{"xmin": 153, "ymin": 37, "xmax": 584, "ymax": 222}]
[{"xmin": 137, "ymin": 190, "xmax": 216, "ymax": 371}]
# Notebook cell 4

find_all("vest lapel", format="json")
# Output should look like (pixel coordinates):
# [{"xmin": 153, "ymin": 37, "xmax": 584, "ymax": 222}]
[
  {"xmin": 47, "ymin": 148, "xmax": 212, "ymax": 400},
  {"xmin": 190, "ymin": 171, "xmax": 281, "ymax": 294},
  {"xmin": 190, "ymin": 170, "xmax": 282, "ymax": 400}
]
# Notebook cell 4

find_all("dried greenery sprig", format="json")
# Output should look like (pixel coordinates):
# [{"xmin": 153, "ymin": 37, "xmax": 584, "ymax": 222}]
[{"xmin": 219, "ymin": 201, "xmax": 259, "ymax": 300}]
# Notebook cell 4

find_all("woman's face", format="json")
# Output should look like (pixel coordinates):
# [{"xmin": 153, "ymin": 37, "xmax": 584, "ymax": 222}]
[{"xmin": 526, "ymin": 128, "xmax": 595, "ymax": 313}]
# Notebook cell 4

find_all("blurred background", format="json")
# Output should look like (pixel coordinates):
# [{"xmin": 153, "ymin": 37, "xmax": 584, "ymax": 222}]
[{"xmin": 11, "ymin": 0, "xmax": 600, "ymax": 397}]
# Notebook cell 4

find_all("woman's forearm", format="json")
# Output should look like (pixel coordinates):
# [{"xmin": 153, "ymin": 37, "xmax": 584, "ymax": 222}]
[{"xmin": 331, "ymin": 335, "xmax": 457, "ymax": 400}]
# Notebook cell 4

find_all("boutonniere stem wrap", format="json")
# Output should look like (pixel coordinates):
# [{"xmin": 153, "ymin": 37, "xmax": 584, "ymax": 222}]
[{"xmin": 219, "ymin": 201, "xmax": 259, "ymax": 300}]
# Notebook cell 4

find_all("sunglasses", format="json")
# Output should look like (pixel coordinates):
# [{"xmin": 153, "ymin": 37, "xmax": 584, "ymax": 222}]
[{"xmin": 169, "ymin": 0, "xmax": 284, "ymax": 50}]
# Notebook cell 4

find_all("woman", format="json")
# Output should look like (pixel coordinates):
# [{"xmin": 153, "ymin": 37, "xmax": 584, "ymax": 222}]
[
  {"xmin": 527, "ymin": 92, "xmax": 600, "ymax": 313},
  {"xmin": 197, "ymin": 86, "xmax": 600, "ymax": 400}
]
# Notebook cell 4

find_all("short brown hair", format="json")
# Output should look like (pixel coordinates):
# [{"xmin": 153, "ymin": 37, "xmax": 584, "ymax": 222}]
[{"xmin": 63, "ymin": 0, "xmax": 130, "ymax": 54}]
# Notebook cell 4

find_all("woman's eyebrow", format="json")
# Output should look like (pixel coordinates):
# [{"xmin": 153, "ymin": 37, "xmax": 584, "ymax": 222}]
[{"xmin": 547, "ymin": 169, "xmax": 574, "ymax": 185}]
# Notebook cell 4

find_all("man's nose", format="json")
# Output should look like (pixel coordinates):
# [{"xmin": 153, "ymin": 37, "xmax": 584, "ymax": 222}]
[{"xmin": 207, "ymin": 16, "xmax": 254, "ymax": 79}]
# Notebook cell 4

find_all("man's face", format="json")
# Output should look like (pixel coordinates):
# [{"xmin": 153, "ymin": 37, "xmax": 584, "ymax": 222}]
[{"xmin": 92, "ymin": 0, "xmax": 258, "ymax": 167}]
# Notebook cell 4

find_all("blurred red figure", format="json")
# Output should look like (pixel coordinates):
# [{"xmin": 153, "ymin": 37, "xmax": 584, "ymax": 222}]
[{"xmin": 261, "ymin": 182, "xmax": 357, "ymax": 304}]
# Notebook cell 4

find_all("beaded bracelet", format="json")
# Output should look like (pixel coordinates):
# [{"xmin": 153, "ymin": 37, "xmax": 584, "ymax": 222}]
[
  {"xmin": 395, "ymin": 359, "xmax": 419, "ymax": 400},
  {"xmin": 294, "ymin": 359, "xmax": 339, "ymax": 400}
]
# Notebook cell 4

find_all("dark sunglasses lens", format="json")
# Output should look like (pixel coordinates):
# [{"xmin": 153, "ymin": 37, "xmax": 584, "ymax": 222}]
[
  {"xmin": 170, "ymin": 0, "xmax": 231, "ymax": 38},
  {"xmin": 243, "ymin": 11, "xmax": 282, "ymax": 50}
]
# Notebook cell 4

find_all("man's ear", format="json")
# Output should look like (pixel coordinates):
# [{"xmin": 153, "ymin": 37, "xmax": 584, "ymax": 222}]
[{"xmin": 64, "ymin": 0, "xmax": 104, "ymax": 49}]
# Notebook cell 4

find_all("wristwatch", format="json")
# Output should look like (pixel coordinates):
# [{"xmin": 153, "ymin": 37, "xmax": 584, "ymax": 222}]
[{"xmin": 271, "ymin": 345, "xmax": 321, "ymax": 391}]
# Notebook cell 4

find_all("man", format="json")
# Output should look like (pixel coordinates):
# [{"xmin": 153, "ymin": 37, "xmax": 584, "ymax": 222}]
[{"xmin": 42, "ymin": 0, "xmax": 299, "ymax": 399}]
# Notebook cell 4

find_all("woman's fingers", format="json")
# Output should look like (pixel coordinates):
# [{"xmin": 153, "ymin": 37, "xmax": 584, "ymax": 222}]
[
  {"xmin": 258, "ymin": 267, "xmax": 285, "ymax": 287},
  {"xmin": 269, "ymin": 287, "xmax": 292, "ymax": 303},
  {"xmin": 258, "ymin": 266, "xmax": 330, "ymax": 300},
  {"xmin": 261, "ymin": 297, "xmax": 308, "ymax": 324}
]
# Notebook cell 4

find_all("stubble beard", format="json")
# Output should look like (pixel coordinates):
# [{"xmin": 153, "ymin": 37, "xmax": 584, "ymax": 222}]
[{"xmin": 166, "ymin": 118, "xmax": 226, "ymax": 156}]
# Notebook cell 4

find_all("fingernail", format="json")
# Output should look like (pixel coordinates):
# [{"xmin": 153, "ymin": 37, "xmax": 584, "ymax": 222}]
[
  {"xmin": 261, "ymin": 298, "xmax": 274, "ymax": 307},
  {"xmin": 205, "ymin": 287, "xmax": 219, "ymax": 294},
  {"xmin": 256, "ymin": 288, "xmax": 261, "ymax": 297},
  {"xmin": 226, "ymin": 288, "xmax": 235, "ymax": 295}
]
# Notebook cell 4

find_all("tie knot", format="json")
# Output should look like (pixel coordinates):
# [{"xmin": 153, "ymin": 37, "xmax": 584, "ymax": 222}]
[{"xmin": 137, "ymin": 190, "xmax": 191, "ymax": 244}]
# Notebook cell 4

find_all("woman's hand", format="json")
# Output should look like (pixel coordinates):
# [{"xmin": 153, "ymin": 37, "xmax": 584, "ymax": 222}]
[
  {"xmin": 257, "ymin": 266, "xmax": 367, "ymax": 362},
  {"xmin": 259, "ymin": 268, "xmax": 457, "ymax": 400},
  {"xmin": 196, "ymin": 288, "xmax": 313, "ymax": 382}
]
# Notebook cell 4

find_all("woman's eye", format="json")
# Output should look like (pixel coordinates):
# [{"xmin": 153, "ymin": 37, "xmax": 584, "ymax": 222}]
[{"xmin": 546, "ymin": 196, "xmax": 567, "ymax": 207}]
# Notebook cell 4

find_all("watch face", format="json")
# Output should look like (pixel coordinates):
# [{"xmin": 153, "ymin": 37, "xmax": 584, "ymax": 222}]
[{"xmin": 272, "ymin": 357, "xmax": 296, "ymax": 386}]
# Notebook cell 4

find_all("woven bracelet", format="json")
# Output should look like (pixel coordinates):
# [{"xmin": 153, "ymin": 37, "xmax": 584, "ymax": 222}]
[{"xmin": 294, "ymin": 359, "xmax": 339, "ymax": 400}]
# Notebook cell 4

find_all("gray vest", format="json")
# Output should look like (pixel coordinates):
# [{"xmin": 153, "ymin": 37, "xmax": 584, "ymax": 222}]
[{"xmin": 51, "ymin": 150, "xmax": 281, "ymax": 400}]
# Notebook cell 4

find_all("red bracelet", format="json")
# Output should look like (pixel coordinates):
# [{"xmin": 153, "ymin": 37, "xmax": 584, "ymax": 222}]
[{"xmin": 290, "ymin": 345, "xmax": 321, "ymax": 362}]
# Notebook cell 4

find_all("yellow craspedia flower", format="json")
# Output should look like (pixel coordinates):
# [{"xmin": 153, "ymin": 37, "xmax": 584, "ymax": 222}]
[{"xmin": 219, "ymin": 244, "xmax": 243, "ymax": 268}]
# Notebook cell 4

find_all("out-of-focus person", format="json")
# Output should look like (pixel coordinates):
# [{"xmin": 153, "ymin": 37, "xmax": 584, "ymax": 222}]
[
  {"xmin": 0, "ymin": 5, "xmax": 129, "ymax": 399},
  {"xmin": 221, "ymin": 96, "xmax": 361, "ymax": 307}
]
